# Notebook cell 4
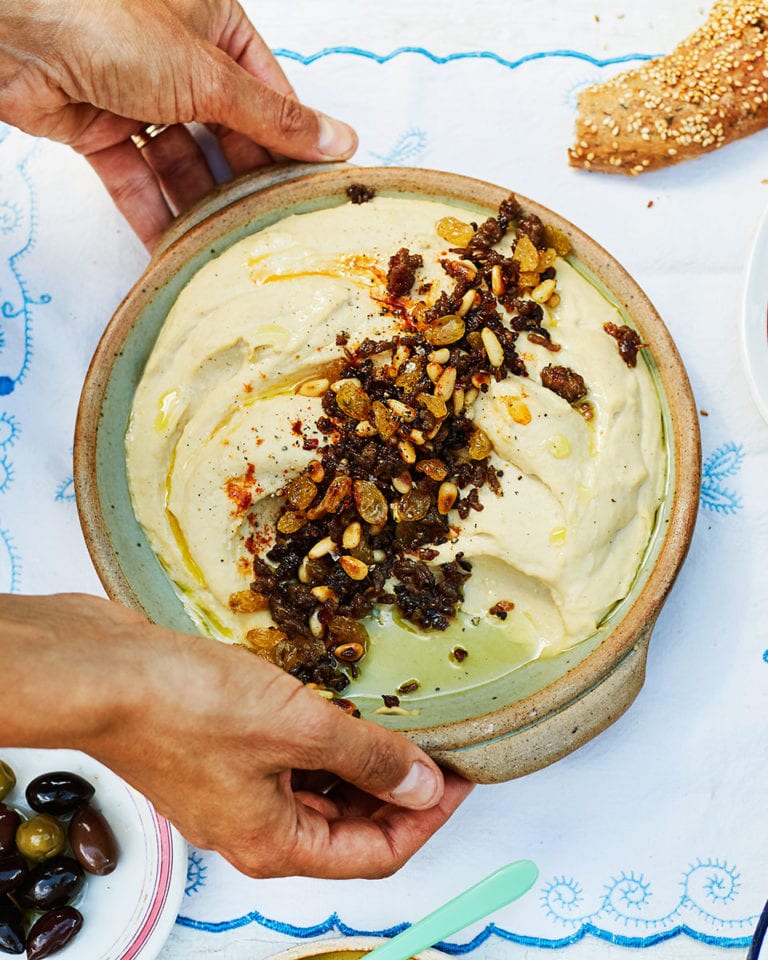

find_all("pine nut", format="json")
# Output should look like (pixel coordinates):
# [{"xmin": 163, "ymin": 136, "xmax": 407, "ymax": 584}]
[
  {"xmin": 331, "ymin": 376, "xmax": 361, "ymax": 391},
  {"xmin": 428, "ymin": 348, "xmax": 451, "ymax": 364},
  {"xmin": 437, "ymin": 481, "xmax": 458, "ymax": 514},
  {"xmin": 297, "ymin": 378, "xmax": 330, "ymax": 397},
  {"xmin": 339, "ymin": 555, "xmax": 369, "ymax": 580},
  {"xmin": 398, "ymin": 438, "xmax": 417, "ymax": 464},
  {"xmin": 311, "ymin": 585, "xmax": 339, "ymax": 603},
  {"xmin": 435, "ymin": 365, "xmax": 457, "ymax": 401},
  {"xmin": 308, "ymin": 536, "xmax": 336, "ymax": 559},
  {"xmin": 309, "ymin": 607, "xmax": 325, "ymax": 638},
  {"xmin": 456, "ymin": 288, "xmax": 478, "ymax": 318},
  {"xmin": 491, "ymin": 264, "xmax": 505, "ymax": 297},
  {"xmin": 481, "ymin": 327, "xmax": 504, "ymax": 367},
  {"xmin": 307, "ymin": 460, "xmax": 325, "ymax": 483},
  {"xmin": 456, "ymin": 259, "xmax": 478, "ymax": 280},
  {"xmin": 427, "ymin": 361, "xmax": 443, "ymax": 383},
  {"xmin": 531, "ymin": 278, "xmax": 557, "ymax": 303},
  {"xmin": 342, "ymin": 521, "xmax": 362, "ymax": 549},
  {"xmin": 355, "ymin": 420, "xmax": 378, "ymax": 437},
  {"xmin": 392, "ymin": 471, "xmax": 413, "ymax": 494},
  {"xmin": 387, "ymin": 399, "xmax": 416, "ymax": 421},
  {"xmin": 333, "ymin": 642, "xmax": 365, "ymax": 662}
]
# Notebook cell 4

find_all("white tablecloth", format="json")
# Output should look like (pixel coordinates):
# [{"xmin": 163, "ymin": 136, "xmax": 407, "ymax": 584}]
[{"xmin": 1, "ymin": 2, "xmax": 767, "ymax": 959}]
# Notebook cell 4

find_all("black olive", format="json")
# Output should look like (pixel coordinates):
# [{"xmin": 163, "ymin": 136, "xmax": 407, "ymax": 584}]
[
  {"xmin": 25, "ymin": 772, "xmax": 95, "ymax": 816},
  {"xmin": 0, "ymin": 896, "xmax": 24, "ymax": 955},
  {"xmin": 25, "ymin": 906, "xmax": 83, "ymax": 960},
  {"xmin": 68, "ymin": 804, "xmax": 118, "ymax": 876},
  {"xmin": 0, "ymin": 807, "xmax": 21, "ymax": 856},
  {"xmin": 0, "ymin": 853, "xmax": 28, "ymax": 897},
  {"xmin": 14, "ymin": 856, "xmax": 84, "ymax": 911}
]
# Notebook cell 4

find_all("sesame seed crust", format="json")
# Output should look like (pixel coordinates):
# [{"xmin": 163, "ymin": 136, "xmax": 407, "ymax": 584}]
[{"xmin": 569, "ymin": 1, "xmax": 768, "ymax": 174}]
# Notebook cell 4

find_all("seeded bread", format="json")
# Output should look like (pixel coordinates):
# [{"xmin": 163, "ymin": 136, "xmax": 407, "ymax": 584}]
[{"xmin": 568, "ymin": 1, "xmax": 768, "ymax": 174}]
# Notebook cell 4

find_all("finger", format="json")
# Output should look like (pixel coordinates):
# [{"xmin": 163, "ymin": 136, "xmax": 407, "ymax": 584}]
[
  {"xmin": 209, "ymin": 125, "xmax": 273, "ymax": 174},
  {"xmin": 286, "ymin": 691, "xmax": 444, "ymax": 810},
  {"xmin": 137, "ymin": 124, "xmax": 216, "ymax": 215},
  {"xmin": 225, "ymin": 15, "xmax": 296, "ymax": 98},
  {"xmin": 290, "ymin": 771, "xmax": 474, "ymax": 880},
  {"xmin": 222, "ymin": 22, "xmax": 296, "ymax": 165},
  {"xmin": 85, "ymin": 140, "xmax": 173, "ymax": 250},
  {"xmin": 196, "ymin": 43, "xmax": 357, "ymax": 162},
  {"xmin": 211, "ymin": 15, "xmax": 296, "ymax": 167}
]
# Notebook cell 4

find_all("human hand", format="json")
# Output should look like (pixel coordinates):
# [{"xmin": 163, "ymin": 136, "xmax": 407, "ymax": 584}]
[
  {"xmin": 1, "ymin": 593, "xmax": 473, "ymax": 879},
  {"xmin": 0, "ymin": 0, "xmax": 357, "ymax": 250}
]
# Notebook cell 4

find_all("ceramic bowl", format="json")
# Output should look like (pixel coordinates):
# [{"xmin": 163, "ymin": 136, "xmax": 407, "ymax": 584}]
[{"xmin": 74, "ymin": 164, "xmax": 701, "ymax": 783}]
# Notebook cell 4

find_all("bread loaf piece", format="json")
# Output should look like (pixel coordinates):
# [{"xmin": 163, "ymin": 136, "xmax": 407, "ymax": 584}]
[{"xmin": 569, "ymin": 1, "xmax": 768, "ymax": 174}]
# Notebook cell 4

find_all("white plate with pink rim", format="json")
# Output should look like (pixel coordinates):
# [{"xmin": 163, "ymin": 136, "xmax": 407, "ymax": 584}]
[
  {"xmin": 741, "ymin": 201, "xmax": 768, "ymax": 425},
  {"xmin": 1, "ymin": 747, "xmax": 187, "ymax": 960}
]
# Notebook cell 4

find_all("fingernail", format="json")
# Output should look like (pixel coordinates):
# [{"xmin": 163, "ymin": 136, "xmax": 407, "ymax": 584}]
[
  {"xmin": 390, "ymin": 761, "xmax": 442, "ymax": 808},
  {"xmin": 317, "ymin": 114, "xmax": 357, "ymax": 160}
]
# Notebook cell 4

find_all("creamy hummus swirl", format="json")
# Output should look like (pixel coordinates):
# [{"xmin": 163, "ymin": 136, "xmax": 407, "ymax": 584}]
[{"xmin": 126, "ymin": 196, "xmax": 665, "ymax": 683}]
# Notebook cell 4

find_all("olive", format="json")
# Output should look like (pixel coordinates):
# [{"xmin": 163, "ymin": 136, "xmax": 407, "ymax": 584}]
[
  {"xmin": 0, "ymin": 806, "xmax": 21, "ymax": 855},
  {"xmin": 25, "ymin": 772, "xmax": 94, "ymax": 816},
  {"xmin": 25, "ymin": 905, "xmax": 83, "ymax": 960},
  {"xmin": 69, "ymin": 803, "xmax": 118, "ymax": 876},
  {"xmin": 15, "ymin": 814, "xmax": 66, "ymax": 862},
  {"xmin": 0, "ymin": 764, "xmax": 14, "ymax": 804},
  {"xmin": 0, "ymin": 895, "xmax": 24, "ymax": 955},
  {"xmin": 14, "ymin": 856, "xmax": 84, "ymax": 911},
  {"xmin": 0, "ymin": 854, "xmax": 28, "ymax": 897}
]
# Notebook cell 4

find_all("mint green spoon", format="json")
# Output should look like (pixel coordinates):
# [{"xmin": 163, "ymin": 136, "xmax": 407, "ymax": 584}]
[{"xmin": 364, "ymin": 860, "xmax": 538, "ymax": 960}]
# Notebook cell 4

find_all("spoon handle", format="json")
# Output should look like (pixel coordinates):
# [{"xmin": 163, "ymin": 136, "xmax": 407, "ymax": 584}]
[{"xmin": 364, "ymin": 860, "xmax": 538, "ymax": 960}]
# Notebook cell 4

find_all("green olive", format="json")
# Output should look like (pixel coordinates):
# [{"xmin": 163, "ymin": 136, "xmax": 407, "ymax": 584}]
[
  {"xmin": 0, "ymin": 761, "xmax": 16, "ymax": 801},
  {"xmin": 15, "ymin": 813, "xmax": 66, "ymax": 861}
]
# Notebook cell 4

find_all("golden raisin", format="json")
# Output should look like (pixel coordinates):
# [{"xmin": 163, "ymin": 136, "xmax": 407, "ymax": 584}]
[
  {"xmin": 284, "ymin": 474, "xmax": 317, "ymax": 510},
  {"xmin": 353, "ymin": 479, "xmax": 389, "ymax": 525},
  {"xmin": 228, "ymin": 590, "xmax": 269, "ymax": 613},
  {"xmin": 436, "ymin": 216, "xmax": 475, "ymax": 246}
]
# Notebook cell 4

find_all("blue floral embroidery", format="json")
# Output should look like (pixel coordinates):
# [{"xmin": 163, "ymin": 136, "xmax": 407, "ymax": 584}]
[
  {"xmin": 700, "ymin": 442, "xmax": 743, "ymax": 514},
  {"xmin": 176, "ymin": 860, "xmax": 759, "ymax": 949},
  {"xmin": 185, "ymin": 849, "xmax": 208, "ymax": 896},
  {"xmin": 0, "ymin": 125, "xmax": 51, "ymax": 397},
  {"xmin": 0, "ymin": 412, "xmax": 19, "ymax": 449},
  {"xmin": 0, "ymin": 527, "xmax": 20, "ymax": 593},
  {"xmin": 370, "ymin": 129, "xmax": 428, "ymax": 166},
  {"xmin": 0, "ymin": 455, "xmax": 13, "ymax": 494},
  {"xmin": 274, "ymin": 47, "xmax": 657, "ymax": 70},
  {"xmin": 55, "ymin": 475, "xmax": 75, "ymax": 502}
]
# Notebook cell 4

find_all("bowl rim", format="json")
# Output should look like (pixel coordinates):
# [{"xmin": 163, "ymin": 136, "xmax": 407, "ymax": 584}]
[{"xmin": 74, "ymin": 164, "xmax": 701, "ymax": 753}]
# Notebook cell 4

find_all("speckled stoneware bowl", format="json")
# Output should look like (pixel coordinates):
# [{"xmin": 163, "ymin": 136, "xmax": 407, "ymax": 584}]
[{"xmin": 74, "ymin": 164, "xmax": 700, "ymax": 783}]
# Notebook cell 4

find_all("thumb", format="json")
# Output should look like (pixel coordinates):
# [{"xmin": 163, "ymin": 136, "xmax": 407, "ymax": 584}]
[
  {"xmin": 195, "ymin": 43, "xmax": 357, "ymax": 161},
  {"xmin": 306, "ymin": 699, "xmax": 445, "ymax": 810}
]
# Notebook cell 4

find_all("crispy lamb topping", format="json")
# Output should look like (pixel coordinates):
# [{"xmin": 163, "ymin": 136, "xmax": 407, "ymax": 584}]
[
  {"xmin": 346, "ymin": 183, "xmax": 376, "ymax": 204},
  {"xmin": 233, "ymin": 195, "xmax": 610, "ymax": 694},
  {"xmin": 540, "ymin": 364, "xmax": 588, "ymax": 403},
  {"xmin": 603, "ymin": 322, "xmax": 645, "ymax": 368}
]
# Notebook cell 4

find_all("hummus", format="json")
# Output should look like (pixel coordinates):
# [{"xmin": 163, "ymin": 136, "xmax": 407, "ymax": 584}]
[{"xmin": 125, "ymin": 194, "xmax": 665, "ymax": 697}]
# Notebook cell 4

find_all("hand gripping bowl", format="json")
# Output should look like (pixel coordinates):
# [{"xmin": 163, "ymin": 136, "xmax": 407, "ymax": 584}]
[{"xmin": 74, "ymin": 164, "xmax": 700, "ymax": 783}]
